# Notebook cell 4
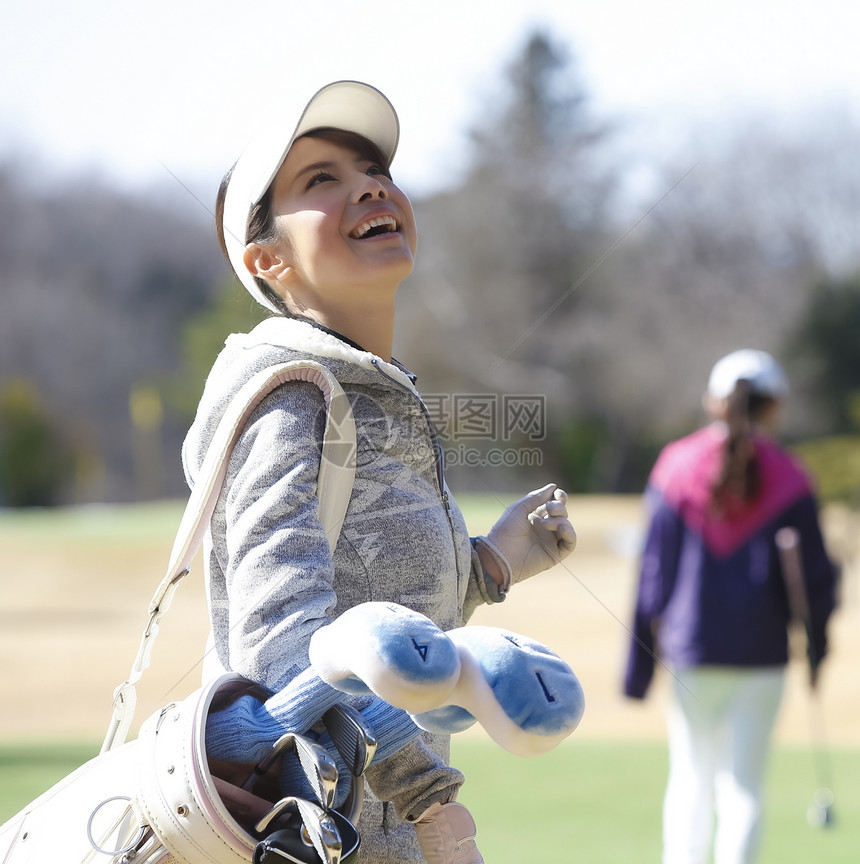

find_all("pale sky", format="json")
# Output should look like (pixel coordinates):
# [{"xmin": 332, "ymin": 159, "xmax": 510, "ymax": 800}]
[{"xmin": 1, "ymin": 0, "xmax": 857, "ymax": 200}]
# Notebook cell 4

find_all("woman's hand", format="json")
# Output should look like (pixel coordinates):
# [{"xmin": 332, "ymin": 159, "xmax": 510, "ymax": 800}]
[{"xmin": 477, "ymin": 484, "xmax": 576, "ymax": 594}]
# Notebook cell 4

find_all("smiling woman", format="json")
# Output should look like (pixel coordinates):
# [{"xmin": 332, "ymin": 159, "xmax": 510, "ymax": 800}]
[
  {"xmin": 184, "ymin": 80, "xmax": 578, "ymax": 864},
  {"xmin": 239, "ymin": 131, "xmax": 418, "ymax": 357},
  {"xmin": 215, "ymin": 124, "xmax": 412, "ymax": 340}
]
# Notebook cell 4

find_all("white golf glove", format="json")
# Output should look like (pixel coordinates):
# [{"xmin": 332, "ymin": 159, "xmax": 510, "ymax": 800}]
[
  {"xmin": 413, "ymin": 801, "xmax": 483, "ymax": 864},
  {"xmin": 476, "ymin": 483, "xmax": 576, "ymax": 594}
]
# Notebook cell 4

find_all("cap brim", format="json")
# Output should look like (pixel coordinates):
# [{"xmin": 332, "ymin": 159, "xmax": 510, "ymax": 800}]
[{"xmin": 222, "ymin": 81, "xmax": 400, "ymax": 311}]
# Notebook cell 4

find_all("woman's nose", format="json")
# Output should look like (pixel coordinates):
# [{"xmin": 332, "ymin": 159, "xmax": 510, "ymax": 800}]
[{"xmin": 356, "ymin": 175, "xmax": 387, "ymax": 203}]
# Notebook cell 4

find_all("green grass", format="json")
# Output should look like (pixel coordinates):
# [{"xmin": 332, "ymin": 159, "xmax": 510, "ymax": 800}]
[
  {"xmin": 1, "ymin": 500, "xmax": 856, "ymax": 860},
  {"xmin": 451, "ymin": 739, "xmax": 859, "ymax": 864},
  {"xmin": 0, "ymin": 500, "xmax": 184, "ymax": 543},
  {"xmin": 453, "ymin": 738, "xmax": 666, "ymax": 862},
  {"xmin": 0, "ymin": 742, "xmax": 100, "ymax": 816},
  {"xmin": 0, "ymin": 494, "xmax": 516, "ymax": 546},
  {"xmin": 2, "ymin": 739, "xmax": 856, "ymax": 863}
]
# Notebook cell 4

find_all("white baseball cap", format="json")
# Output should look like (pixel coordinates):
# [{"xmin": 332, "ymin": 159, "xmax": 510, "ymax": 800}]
[
  {"xmin": 222, "ymin": 80, "xmax": 400, "ymax": 311},
  {"xmin": 707, "ymin": 349, "xmax": 789, "ymax": 400}
]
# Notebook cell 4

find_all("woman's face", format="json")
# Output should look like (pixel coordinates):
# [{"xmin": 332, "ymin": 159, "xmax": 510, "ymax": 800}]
[{"xmin": 263, "ymin": 134, "xmax": 417, "ymax": 312}]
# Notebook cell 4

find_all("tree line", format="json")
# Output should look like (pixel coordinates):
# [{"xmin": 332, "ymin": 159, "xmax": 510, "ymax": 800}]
[{"xmin": 1, "ymin": 30, "xmax": 859, "ymax": 507}]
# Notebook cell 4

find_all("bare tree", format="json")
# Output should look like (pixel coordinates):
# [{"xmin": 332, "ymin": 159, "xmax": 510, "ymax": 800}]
[
  {"xmin": 0, "ymin": 166, "xmax": 228, "ymax": 502},
  {"xmin": 398, "ymin": 31, "xmax": 617, "ymax": 436}
]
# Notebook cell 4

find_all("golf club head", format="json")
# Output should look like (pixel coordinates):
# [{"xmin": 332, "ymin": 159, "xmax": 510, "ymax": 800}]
[
  {"xmin": 337, "ymin": 773, "xmax": 365, "ymax": 826},
  {"xmin": 807, "ymin": 787, "xmax": 835, "ymax": 829},
  {"xmin": 291, "ymin": 733, "xmax": 339, "ymax": 810},
  {"xmin": 254, "ymin": 814, "xmax": 359, "ymax": 864},
  {"xmin": 245, "ymin": 731, "xmax": 339, "ymax": 809},
  {"xmin": 322, "ymin": 703, "xmax": 378, "ymax": 776},
  {"xmin": 254, "ymin": 796, "xmax": 342, "ymax": 864}
]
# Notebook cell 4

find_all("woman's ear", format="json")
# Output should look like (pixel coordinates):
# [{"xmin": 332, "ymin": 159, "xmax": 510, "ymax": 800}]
[{"xmin": 243, "ymin": 242, "xmax": 290, "ymax": 284}]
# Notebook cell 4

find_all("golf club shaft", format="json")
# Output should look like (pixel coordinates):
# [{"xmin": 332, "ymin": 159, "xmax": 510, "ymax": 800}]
[{"xmin": 775, "ymin": 528, "xmax": 836, "ymax": 796}]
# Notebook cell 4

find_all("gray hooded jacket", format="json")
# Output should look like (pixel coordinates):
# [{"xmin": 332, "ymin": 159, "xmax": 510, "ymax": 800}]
[{"xmin": 182, "ymin": 316, "xmax": 502, "ymax": 862}]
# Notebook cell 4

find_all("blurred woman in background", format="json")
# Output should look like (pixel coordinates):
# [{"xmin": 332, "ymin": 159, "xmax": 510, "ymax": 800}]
[{"xmin": 624, "ymin": 349, "xmax": 837, "ymax": 864}]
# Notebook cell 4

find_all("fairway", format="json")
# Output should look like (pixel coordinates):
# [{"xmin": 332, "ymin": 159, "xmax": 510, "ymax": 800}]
[
  {"xmin": 1, "ymin": 497, "xmax": 858, "ymax": 860},
  {"xmin": 451, "ymin": 739, "xmax": 860, "ymax": 864},
  {"xmin": 1, "ymin": 739, "xmax": 857, "ymax": 862},
  {"xmin": 1, "ymin": 496, "xmax": 857, "ymax": 745}
]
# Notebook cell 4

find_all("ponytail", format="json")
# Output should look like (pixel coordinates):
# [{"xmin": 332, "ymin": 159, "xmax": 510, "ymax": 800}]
[{"xmin": 711, "ymin": 379, "xmax": 759, "ymax": 508}]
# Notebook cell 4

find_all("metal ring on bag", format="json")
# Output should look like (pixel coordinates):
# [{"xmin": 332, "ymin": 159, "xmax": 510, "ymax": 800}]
[{"xmin": 87, "ymin": 795, "xmax": 148, "ymax": 856}]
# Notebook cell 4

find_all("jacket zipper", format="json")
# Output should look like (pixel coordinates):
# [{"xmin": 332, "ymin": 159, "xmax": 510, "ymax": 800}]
[{"xmin": 371, "ymin": 359, "xmax": 460, "ymax": 559}]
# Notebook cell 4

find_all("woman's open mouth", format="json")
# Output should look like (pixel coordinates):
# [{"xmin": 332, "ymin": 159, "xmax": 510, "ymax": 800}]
[{"xmin": 350, "ymin": 215, "xmax": 399, "ymax": 239}]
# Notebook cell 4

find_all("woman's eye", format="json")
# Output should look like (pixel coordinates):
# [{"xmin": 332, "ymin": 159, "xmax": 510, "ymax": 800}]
[
  {"xmin": 307, "ymin": 171, "xmax": 334, "ymax": 188},
  {"xmin": 367, "ymin": 164, "xmax": 391, "ymax": 180}
]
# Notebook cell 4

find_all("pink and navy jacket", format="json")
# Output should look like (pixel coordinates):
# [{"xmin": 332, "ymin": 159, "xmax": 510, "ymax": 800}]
[{"xmin": 625, "ymin": 424, "xmax": 836, "ymax": 699}]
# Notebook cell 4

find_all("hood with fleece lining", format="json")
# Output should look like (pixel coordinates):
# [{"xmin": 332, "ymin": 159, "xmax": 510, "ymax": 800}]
[{"xmin": 182, "ymin": 316, "xmax": 419, "ymax": 488}]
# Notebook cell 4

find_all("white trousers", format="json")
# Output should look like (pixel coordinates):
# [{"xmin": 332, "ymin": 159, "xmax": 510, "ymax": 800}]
[{"xmin": 662, "ymin": 666, "xmax": 785, "ymax": 864}]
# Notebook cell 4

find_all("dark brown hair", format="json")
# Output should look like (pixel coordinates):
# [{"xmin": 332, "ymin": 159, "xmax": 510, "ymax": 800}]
[
  {"xmin": 711, "ymin": 380, "xmax": 775, "ymax": 509},
  {"xmin": 214, "ymin": 128, "xmax": 392, "ymax": 316}
]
